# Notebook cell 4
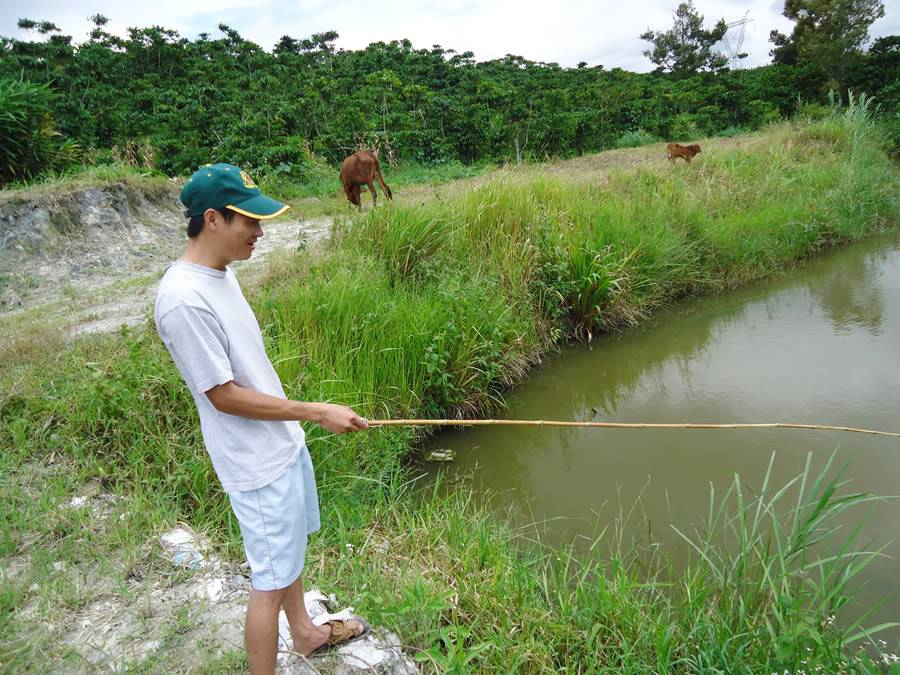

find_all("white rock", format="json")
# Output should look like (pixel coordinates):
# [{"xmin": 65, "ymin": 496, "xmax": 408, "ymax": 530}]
[
  {"xmin": 203, "ymin": 578, "xmax": 225, "ymax": 603},
  {"xmin": 160, "ymin": 526, "xmax": 209, "ymax": 570}
]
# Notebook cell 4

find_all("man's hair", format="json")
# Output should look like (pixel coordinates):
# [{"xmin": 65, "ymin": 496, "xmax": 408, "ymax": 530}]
[{"xmin": 187, "ymin": 207, "xmax": 236, "ymax": 238}]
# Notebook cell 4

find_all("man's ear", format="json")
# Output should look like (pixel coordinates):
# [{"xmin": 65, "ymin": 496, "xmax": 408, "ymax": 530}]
[{"xmin": 203, "ymin": 208, "xmax": 220, "ymax": 232}]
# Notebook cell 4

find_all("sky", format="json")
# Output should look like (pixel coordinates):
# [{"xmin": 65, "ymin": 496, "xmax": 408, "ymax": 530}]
[{"xmin": 1, "ymin": 0, "xmax": 897, "ymax": 72}]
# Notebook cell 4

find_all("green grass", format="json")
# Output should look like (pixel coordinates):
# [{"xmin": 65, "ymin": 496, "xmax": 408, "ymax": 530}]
[
  {"xmin": 260, "ymin": 158, "xmax": 490, "ymax": 200},
  {"xmin": 1, "ymin": 99, "xmax": 899, "ymax": 671},
  {"xmin": 0, "ymin": 162, "xmax": 173, "ymax": 199},
  {"xmin": 716, "ymin": 125, "xmax": 751, "ymax": 138},
  {"xmin": 615, "ymin": 129, "xmax": 661, "ymax": 148}
]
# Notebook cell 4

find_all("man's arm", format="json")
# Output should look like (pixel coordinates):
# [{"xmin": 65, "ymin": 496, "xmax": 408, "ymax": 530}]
[{"xmin": 206, "ymin": 381, "xmax": 368, "ymax": 434}]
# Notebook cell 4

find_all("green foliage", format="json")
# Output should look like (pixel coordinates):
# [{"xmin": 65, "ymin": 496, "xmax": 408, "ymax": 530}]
[
  {"xmin": 1, "ymin": 16, "xmax": 894, "ymax": 183},
  {"xmin": 615, "ymin": 129, "xmax": 659, "ymax": 148},
  {"xmin": 880, "ymin": 112, "xmax": 900, "ymax": 159},
  {"xmin": 716, "ymin": 125, "xmax": 749, "ymax": 137},
  {"xmin": 770, "ymin": 0, "xmax": 886, "ymax": 95},
  {"xmin": 640, "ymin": 1, "xmax": 728, "ymax": 77},
  {"xmin": 850, "ymin": 36, "xmax": 900, "ymax": 113},
  {"xmin": 670, "ymin": 113, "xmax": 704, "ymax": 140},
  {"xmin": 0, "ymin": 77, "xmax": 81, "ymax": 185},
  {"xmin": 747, "ymin": 98, "xmax": 782, "ymax": 127}
]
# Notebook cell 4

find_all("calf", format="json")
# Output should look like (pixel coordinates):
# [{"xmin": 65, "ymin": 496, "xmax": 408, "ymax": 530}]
[{"xmin": 666, "ymin": 143, "xmax": 702, "ymax": 164}]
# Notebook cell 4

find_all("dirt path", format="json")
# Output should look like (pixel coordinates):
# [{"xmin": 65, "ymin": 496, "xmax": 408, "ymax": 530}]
[
  {"xmin": 71, "ymin": 215, "xmax": 333, "ymax": 336},
  {"xmin": 1, "ymin": 210, "xmax": 332, "ymax": 338}
]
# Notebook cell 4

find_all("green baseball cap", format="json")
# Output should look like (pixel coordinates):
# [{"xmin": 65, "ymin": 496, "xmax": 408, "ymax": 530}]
[{"xmin": 181, "ymin": 163, "xmax": 289, "ymax": 219}]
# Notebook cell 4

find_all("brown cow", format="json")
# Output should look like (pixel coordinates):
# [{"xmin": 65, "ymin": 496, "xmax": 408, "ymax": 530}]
[
  {"xmin": 339, "ymin": 150, "xmax": 393, "ymax": 209},
  {"xmin": 667, "ymin": 143, "xmax": 702, "ymax": 164}
]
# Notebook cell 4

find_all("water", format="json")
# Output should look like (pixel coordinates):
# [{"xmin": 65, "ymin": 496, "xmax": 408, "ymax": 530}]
[{"xmin": 425, "ymin": 232, "xmax": 900, "ymax": 646}]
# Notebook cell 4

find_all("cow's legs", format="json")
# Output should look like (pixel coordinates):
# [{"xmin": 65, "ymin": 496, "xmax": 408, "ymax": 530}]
[
  {"xmin": 375, "ymin": 169, "xmax": 393, "ymax": 200},
  {"xmin": 366, "ymin": 180, "xmax": 378, "ymax": 208}
]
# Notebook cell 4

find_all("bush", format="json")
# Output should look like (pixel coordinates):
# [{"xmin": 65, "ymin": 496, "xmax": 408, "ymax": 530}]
[
  {"xmin": 614, "ymin": 129, "xmax": 659, "ymax": 148},
  {"xmin": 0, "ymin": 77, "xmax": 81, "ymax": 185},
  {"xmin": 150, "ymin": 134, "xmax": 208, "ymax": 176},
  {"xmin": 795, "ymin": 101, "xmax": 832, "ymax": 121},
  {"xmin": 669, "ymin": 113, "xmax": 703, "ymax": 142},
  {"xmin": 716, "ymin": 126, "xmax": 750, "ymax": 138},
  {"xmin": 746, "ymin": 99, "xmax": 781, "ymax": 128},
  {"xmin": 879, "ymin": 111, "xmax": 900, "ymax": 159},
  {"xmin": 696, "ymin": 104, "xmax": 728, "ymax": 134}
]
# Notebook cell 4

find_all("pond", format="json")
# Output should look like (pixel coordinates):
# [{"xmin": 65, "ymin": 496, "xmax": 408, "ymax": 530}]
[{"xmin": 425, "ymin": 231, "xmax": 900, "ymax": 647}]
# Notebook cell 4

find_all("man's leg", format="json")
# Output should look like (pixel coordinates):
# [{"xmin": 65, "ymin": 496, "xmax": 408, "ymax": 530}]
[
  {"xmin": 282, "ymin": 573, "xmax": 331, "ymax": 655},
  {"xmin": 245, "ymin": 586, "xmax": 290, "ymax": 675}
]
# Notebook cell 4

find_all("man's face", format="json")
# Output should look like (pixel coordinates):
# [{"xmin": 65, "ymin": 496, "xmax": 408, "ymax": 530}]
[{"xmin": 212, "ymin": 210, "xmax": 263, "ymax": 263}]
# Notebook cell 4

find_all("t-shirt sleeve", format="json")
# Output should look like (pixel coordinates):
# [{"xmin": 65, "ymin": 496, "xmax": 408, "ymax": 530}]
[{"xmin": 157, "ymin": 304, "xmax": 234, "ymax": 394}]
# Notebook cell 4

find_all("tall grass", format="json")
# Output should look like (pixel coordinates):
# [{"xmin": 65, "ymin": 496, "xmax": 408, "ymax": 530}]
[
  {"xmin": 672, "ymin": 451, "xmax": 896, "ymax": 670},
  {"xmin": 615, "ymin": 129, "xmax": 660, "ymax": 148},
  {"xmin": 1, "ymin": 103, "xmax": 898, "ymax": 670},
  {"xmin": 259, "ymin": 158, "xmax": 490, "ymax": 202},
  {"xmin": 306, "ymin": 451, "xmax": 894, "ymax": 672},
  {"xmin": 351, "ymin": 97, "xmax": 896, "ymax": 342}
]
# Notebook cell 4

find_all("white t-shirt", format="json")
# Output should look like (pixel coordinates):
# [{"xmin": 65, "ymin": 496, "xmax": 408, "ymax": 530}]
[{"xmin": 154, "ymin": 261, "xmax": 304, "ymax": 492}]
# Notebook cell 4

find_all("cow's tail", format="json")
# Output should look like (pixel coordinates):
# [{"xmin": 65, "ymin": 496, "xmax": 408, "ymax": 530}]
[{"xmin": 374, "ymin": 159, "xmax": 393, "ymax": 200}]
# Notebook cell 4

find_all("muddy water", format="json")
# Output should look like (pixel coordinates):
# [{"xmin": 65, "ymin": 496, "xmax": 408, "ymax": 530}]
[{"xmin": 425, "ymin": 232, "xmax": 900, "ymax": 645}]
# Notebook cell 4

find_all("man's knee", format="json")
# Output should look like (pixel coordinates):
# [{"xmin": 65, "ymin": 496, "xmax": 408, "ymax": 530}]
[{"xmin": 249, "ymin": 585, "xmax": 291, "ymax": 611}]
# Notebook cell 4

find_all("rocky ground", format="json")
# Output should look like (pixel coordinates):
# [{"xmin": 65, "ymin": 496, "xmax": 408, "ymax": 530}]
[
  {"xmin": 0, "ymin": 181, "xmax": 332, "ymax": 338},
  {"xmin": 1, "ymin": 468, "xmax": 418, "ymax": 673}
]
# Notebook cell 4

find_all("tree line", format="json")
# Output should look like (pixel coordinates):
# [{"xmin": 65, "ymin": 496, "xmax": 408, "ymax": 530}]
[{"xmin": 0, "ymin": 1, "xmax": 896, "ymax": 186}]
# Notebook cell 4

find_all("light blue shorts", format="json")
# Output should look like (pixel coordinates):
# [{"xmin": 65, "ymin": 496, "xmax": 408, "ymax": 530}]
[{"xmin": 227, "ymin": 445, "xmax": 321, "ymax": 591}]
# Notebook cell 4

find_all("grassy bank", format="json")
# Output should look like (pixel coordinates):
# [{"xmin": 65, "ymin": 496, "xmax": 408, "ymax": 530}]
[{"xmin": 2, "ymin": 102, "xmax": 899, "ymax": 672}]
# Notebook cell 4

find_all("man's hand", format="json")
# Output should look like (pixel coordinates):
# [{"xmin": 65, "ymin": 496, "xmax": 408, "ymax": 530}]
[
  {"xmin": 314, "ymin": 403, "xmax": 369, "ymax": 434},
  {"xmin": 205, "ymin": 382, "xmax": 370, "ymax": 431}
]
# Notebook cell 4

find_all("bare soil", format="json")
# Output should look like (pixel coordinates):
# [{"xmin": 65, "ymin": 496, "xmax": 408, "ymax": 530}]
[{"xmin": 0, "ymin": 190, "xmax": 332, "ymax": 339}]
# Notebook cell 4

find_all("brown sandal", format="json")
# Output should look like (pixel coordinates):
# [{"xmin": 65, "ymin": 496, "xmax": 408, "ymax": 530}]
[{"xmin": 310, "ymin": 617, "xmax": 371, "ymax": 656}]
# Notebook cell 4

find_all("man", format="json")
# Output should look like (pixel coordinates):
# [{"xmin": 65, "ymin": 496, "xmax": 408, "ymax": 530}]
[{"xmin": 154, "ymin": 163, "xmax": 369, "ymax": 673}]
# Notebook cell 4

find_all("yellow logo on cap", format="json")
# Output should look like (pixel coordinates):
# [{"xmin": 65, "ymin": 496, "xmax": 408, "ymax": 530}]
[{"xmin": 240, "ymin": 171, "xmax": 257, "ymax": 189}]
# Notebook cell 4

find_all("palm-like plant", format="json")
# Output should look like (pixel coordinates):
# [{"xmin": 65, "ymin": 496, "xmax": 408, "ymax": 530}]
[{"xmin": 0, "ymin": 77, "xmax": 81, "ymax": 185}]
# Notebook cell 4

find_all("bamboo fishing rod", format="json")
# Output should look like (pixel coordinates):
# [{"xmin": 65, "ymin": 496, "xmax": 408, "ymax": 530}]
[{"xmin": 366, "ymin": 419, "xmax": 900, "ymax": 439}]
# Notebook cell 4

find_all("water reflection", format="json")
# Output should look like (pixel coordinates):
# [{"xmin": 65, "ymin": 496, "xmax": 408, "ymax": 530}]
[{"xmin": 804, "ymin": 243, "xmax": 889, "ymax": 335}]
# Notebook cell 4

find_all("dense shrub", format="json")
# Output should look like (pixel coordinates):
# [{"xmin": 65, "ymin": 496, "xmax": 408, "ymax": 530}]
[
  {"xmin": 0, "ymin": 77, "xmax": 80, "ymax": 185},
  {"xmin": 1, "ymin": 21, "xmax": 896, "ymax": 180},
  {"xmin": 614, "ymin": 129, "xmax": 659, "ymax": 148}
]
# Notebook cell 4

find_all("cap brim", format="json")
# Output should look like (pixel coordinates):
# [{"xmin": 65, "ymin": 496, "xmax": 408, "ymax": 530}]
[{"xmin": 227, "ymin": 194, "xmax": 290, "ymax": 220}]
